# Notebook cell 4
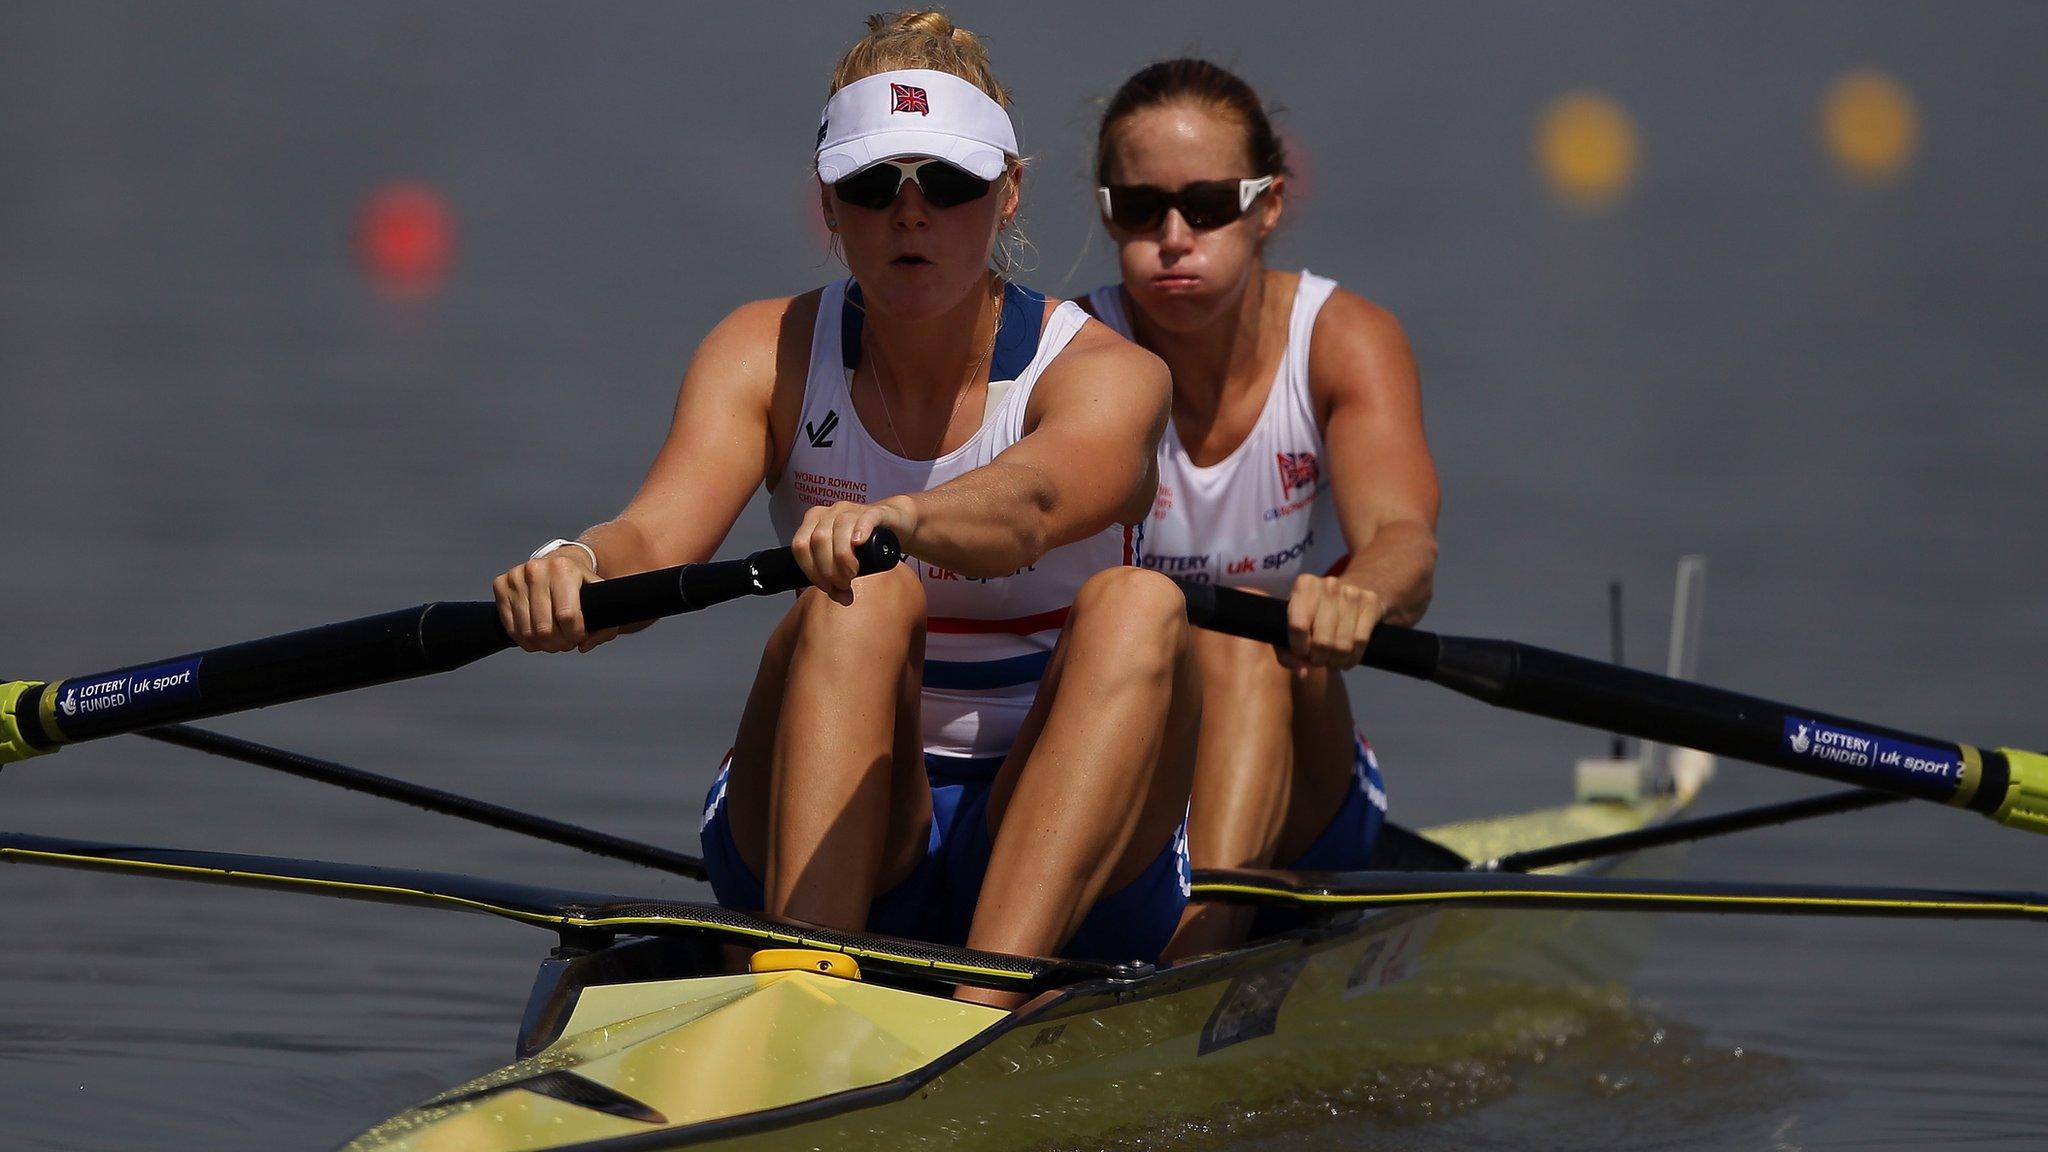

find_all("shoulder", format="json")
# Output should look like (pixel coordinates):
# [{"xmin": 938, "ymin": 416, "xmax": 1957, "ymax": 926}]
[
  {"xmin": 1309, "ymin": 286, "xmax": 1412, "ymax": 368},
  {"xmin": 1028, "ymin": 307, "xmax": 1169, "ymax": 423},
  {"xmin": 1053, "ymin": 310, "xmax": 1168, "ymax": 392},
  {"xmin": 1068, "ymin": 284, "xmax": 1118, "ymax": 323},
  {"xmin": 697, "ymin": 292, "xmax": 818, "ymax": 361},
  {"xmin": 1306, "ymin": 286, "xmax": 1418, "ymax": 406},
  {"xmin": 684, "ymin": 292, "xmax": 822, "ymax": 393}
]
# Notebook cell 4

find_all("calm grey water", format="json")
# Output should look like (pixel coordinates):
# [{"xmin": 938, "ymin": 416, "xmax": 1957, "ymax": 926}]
[{"xmin": 3, "ymin": 4, "xmax": 2045, "ymax": 1149}]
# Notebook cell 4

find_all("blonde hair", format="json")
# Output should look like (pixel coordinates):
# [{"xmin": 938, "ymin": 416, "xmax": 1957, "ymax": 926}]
[
  {"xmin": 829, "ymin": 10, "xmax": 1010, "ymax": 105},
  {"xmin": 823, "ymin": 10, "xmax": 1034, "ymax": 276}
]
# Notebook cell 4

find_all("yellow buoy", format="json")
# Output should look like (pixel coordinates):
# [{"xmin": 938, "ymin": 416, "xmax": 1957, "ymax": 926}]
[
  {"xmin": 1821, "ymin": 71, "xmax": 1919, "ymax": 184},
  {"xmin": 1535, "ymin": 91, "xmax": 1638, "ymax": 210}
]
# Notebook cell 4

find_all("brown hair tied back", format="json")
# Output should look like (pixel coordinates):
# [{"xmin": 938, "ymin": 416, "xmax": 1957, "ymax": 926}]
[
  {"xmin": 1095, "ymin": 59, "xmax": 1289, "ymax": 185},
  {"xmin": 831, "ymin": 10, "xmax": 1010, "ymax": 105}
]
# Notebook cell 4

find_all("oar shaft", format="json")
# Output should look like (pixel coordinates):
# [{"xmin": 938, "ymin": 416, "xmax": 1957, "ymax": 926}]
[
  {"xmin": 1191, "ymin": 866, "xmax": 2048, "ymax": 923},
  {"xmin": 1179, "ymin": 580, "xmax": 2048, "ymax": 836},
  {"xmin": 1485, "ymin": 787, "xmax": 1903, "ymax": 873},
  {"xmin": 142, "ymin": 724, "xmax": 708, "ymax": 878},
  {"xmin": 11, "ymin": 602, "xmax": 502, "ymax": 752},
  {"xmin": 2, "ymin": 534, "xmax": 901, "ymax": 762},
  {"xmin": 1442, "ymin": 639, "xmax": 1974, "ymax": 801}
]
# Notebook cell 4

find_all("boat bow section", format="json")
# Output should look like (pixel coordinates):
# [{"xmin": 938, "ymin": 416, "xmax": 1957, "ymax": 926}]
[{"xmin": 341, "ymin": 969, "xmax": 1004, "ymax": 1151}]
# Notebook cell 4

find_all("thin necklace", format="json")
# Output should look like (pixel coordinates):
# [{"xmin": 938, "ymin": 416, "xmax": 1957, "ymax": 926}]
[{"xmin": 868, "ymin": 288, "xmax": 1000, "ymax": 459}]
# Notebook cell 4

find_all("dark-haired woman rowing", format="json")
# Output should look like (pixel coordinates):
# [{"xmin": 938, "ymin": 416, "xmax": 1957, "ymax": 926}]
[{"xmin": 1083, "ymin": 59, "xmax": 1441, "ymax": 958}]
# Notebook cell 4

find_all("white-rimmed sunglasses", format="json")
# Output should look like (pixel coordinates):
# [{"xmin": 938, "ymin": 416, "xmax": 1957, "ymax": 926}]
[{"xmin": 1096, "ymin": 175, "xmax": 1275, "ymax": 232}]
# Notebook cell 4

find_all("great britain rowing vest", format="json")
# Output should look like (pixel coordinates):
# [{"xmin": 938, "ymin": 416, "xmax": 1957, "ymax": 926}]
[
  {"xmin": 1085, "ymin": 271, "xmax": 1348, "ymax": 596},
  {"xmin": 769, "ymin": 279, "xmax": 1134, "ymax": 760}
]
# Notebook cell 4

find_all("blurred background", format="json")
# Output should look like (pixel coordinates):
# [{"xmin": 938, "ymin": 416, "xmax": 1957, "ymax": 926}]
[{"xmin": 3, "ymin": 3, "xmax": 2044, "ymax": 1149}]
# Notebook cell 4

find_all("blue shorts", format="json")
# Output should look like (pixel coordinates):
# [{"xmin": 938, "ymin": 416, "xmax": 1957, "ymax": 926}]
[
  {"xmin": 1252, "ymin": 735, "xmax": 1388, "ymax": 938},
  {"xmin": 1282, "ymin": 734, "xmax": 1388, "ymax": 872},
  {"xmin": 699, "ymin": 753, "xmax": 1189, "ymax": 965}
]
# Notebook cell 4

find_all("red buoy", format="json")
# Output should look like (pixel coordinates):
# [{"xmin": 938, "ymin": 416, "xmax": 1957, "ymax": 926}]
[{"xmin": 356, "ymin": 183, "xmax": 454, "ymax": 293}]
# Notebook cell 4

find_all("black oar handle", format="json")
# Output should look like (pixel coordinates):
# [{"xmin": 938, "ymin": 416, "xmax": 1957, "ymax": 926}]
[
  {"xmin": 2, "ymin": 532, "xmax": 904, "ymax": 761},
  {"xmin": 1174, "ymin": 579, "xmax": 1441, "ymax": 678},
  {"xmin": 583, "ymin": 530, "xmax": 902, "ymax": 633}
]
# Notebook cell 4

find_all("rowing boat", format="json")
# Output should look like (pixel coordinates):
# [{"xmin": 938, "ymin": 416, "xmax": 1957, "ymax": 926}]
[
  {"xmin": 0, "ymin": 741, "xmax": 1712, "ymax": 1152},
  {"xmin": 5, "ymin": 541, "xmax": 2045, "ymax": 1150},
  {"xmin": 336, "ymin": 758, "xmax": 1713, "ymax": 1151}
]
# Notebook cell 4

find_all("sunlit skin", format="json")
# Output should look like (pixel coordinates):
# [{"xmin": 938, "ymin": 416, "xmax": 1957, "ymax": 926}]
[
  {"xmin": 494, "ymin": 130, "xmax": 1197, "ymax": 1007},
  {"xmin": 1099, "ymin": 101, "xmax": 1441, "ymax": 960}
]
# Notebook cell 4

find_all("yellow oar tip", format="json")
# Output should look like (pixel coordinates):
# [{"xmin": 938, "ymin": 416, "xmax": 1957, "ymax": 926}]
[
  {"xmin": 1991, "ymin": 749, "xmax": 2048, "ymax": 836},
  {"xmin": 0, "ymin": 681, "xmax": 54, "ymax": 765}
]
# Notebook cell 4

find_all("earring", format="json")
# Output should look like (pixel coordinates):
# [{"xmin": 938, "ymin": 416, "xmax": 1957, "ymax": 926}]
[{"xmin": 826, "ymin": 217, "xmax": 838, "ymax": 230}]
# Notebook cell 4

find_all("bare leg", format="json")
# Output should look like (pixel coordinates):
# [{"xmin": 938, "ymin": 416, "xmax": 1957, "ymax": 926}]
[
  {"xmin": 958, "ymin": 568, "xmax": 1201, "ymax": 1005},
  {"xmin": 721, "ymin": 564, "xmax": 930, "ymax": 931},
  {"xmin": 1163, "ymin": 628, "xmax": 1357, "ymax": 960}
]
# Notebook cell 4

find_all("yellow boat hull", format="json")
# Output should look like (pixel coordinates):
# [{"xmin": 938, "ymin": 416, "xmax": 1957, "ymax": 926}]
[{"xmin": 345, "ymin": 791, "xmax": 1694, "ymax": 1152}]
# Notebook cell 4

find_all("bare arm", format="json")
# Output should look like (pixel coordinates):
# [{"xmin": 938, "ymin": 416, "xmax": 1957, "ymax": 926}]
[
  {"xmin": 578, "ymin": 296, "xmax": 805, "ymax": 572},
  {"xmin": 494, "ymin": 295, "xmax": 804, "ymax": 650},
  {"xmin": 1313, "ymin": 289, "xmax": 1441, "ymax": 627},
  {"xmin": 1276, "ymin": 289, "xmax": 1440, "ymax": 668},
  {"xmin": 905, "ymin": 324, "xmax": 1166, "ymax": 576},
  {"xmin": 798, "ymin": 319, "xmax": 1168, "ymax": 591}
]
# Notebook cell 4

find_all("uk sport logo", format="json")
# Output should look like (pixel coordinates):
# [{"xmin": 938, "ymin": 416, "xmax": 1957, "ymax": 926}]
[
  {"xmin": 890, "ymin": 83, "xmax": 930, "ymax": 116},
  {"xmin": 1275, "ymin": 451, "xmax": 1319, "ymax": 496}
]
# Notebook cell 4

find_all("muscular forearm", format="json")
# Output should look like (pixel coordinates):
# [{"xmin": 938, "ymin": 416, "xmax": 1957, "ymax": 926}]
[
  {"xmin": 1336, "ymin": 519, "xmax": 1437, "ymax": 627},
  {"xmin": 572, "ymin": 514, "xmax": 718, "ymax": 577},
  {"xmin": 893, "ymin": 459, "xmax": 1066, "ymax": 579}
]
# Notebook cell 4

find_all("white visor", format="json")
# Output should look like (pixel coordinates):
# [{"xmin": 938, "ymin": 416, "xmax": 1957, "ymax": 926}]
[{"xmin": 815, "ymin": 68, "xmax": 1017, "ymax": 183}]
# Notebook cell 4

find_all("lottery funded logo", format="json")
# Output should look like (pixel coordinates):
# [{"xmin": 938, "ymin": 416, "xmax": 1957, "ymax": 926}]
[
  {"xmin": 1782, "ymin": 716, "xmax": 1963, "ymax": 793},
  {"xmin": 1138, "ymin": 552, "xmax": 1211, "ymax": 583},
  {"xmin": 54, "ymin": 658, "xmax": 202, "ymax": 722}
]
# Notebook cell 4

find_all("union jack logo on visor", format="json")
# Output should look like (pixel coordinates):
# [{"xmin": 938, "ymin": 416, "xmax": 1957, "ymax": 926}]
[
  {"xmin": 890, "ymin": 83, "xmax": 930, "ymax": 116},
  {"xmin": 1276, "ymin": 451, "xmax": 1320, "ymax": 495}
]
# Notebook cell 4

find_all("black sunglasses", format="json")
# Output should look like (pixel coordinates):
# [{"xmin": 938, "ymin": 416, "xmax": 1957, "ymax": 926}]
[
  {"xmin": 833, "ymin": 159, "xmax": 994, "ymax": 211},
  {"xmin": 1096, "ymin": 176, "xmax": 1276, "ymax": 232}
]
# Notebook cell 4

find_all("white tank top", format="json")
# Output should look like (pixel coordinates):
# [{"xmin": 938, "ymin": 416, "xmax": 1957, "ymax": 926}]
[
  {"xmin": 770, "ymin": 279, "xmax": 1134, "ymax": 760},
  {"xmin": 1086, "ymin": 271, "xmax": 1348, "ymax": 596}
]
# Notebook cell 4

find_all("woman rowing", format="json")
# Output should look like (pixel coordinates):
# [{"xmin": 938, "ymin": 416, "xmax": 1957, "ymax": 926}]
[
  {"xmin": 493, "ymin": 13, "xmax": 1198, "ymax": 991},
  {"xmin": 1082, "ymin": 60, "xmax": 1441, "ymax": 958}
]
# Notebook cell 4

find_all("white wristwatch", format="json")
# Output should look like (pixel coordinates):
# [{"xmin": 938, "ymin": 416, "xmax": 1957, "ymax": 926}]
[{"xmin": 529, "ymin": 538, "xmax": 599, "ymax": 574}]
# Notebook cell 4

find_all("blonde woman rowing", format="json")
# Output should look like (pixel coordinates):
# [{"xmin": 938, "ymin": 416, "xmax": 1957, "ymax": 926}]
[{"xmin": 495, "ymin": 14, "xmax": 1199, "ymax": 997}]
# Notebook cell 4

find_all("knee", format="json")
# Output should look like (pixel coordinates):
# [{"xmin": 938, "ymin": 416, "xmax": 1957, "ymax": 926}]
[
  {"xmin": 1069, "ymin": 567, "xmax": 1189, "ymax": 670},
  {"xmin": 1191, "ymin": 625, "xmax": 1293, "ymax": 697},
  {"xmin": 791, "ymin": 563, "xmax": 925, "ymax": 655}
]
